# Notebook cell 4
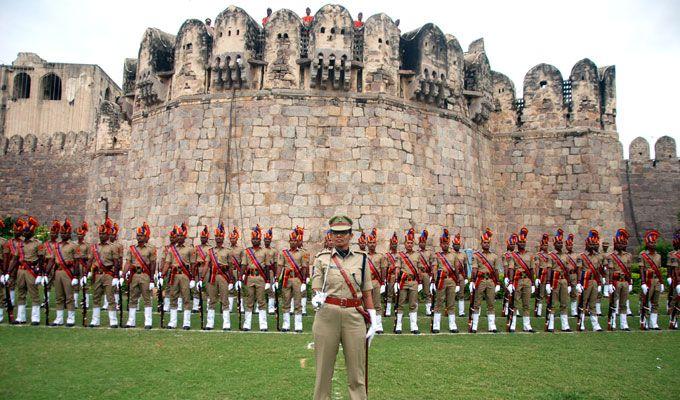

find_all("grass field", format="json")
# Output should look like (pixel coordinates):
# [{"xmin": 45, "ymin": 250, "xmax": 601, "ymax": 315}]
[{"xmin": 1, "ymin": 294, "xmax": 679, "ymax": 400}]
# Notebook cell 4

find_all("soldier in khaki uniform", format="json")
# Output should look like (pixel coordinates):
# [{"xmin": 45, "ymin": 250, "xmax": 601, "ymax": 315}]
[
  {"xmin": 597, "ymin": 240, "xmax": 612, "ymax": 316},
  {"xmin": 470, "ymin": 229, "xmax": 501, "ymax": 333},
  {"xmin": 227, "ymin": 227, "xmax": 243, "ymax": 313},
  {"xmin": 2, "ymin": 221, "xmax": 23, "ymax": 322},
  {"xmin": 639, "ymin": 230, "xmax": 664, "ymax": 330},
  {"xmin": 311, "ymin": 215, "xmax": 376, "ymax": 400},
  {"xmin": 205, "ymin": 223, "xmax": 235, "ymax": 330},
  {"xmin": 240, "ymin": 225, "xmax": 271, "ymax": 331},
  {"xmin": 74, "ymin": 222, "xmax": 90, "ymax": 309},
  {"xmin": 534, "ymin": 234, "xmax": 551, "ymax": 317},
  {"xmin": 607, "ymin": 228, "xmax": 633, "ymax": 331},
  {"xmin": 668, "ymin": 230, "xmax": 680, "ymax": 329},
  {"xmin": 575, "ymin": 230, "xmax": 605, "ymax": 331},
  {"xmin": 264, "ymin": 228, "xmax": 278, "ymax": 314},
  {"xmin": 163, "ymin": 223, "xmax": 197, "ymax": 330},
  {"xmin": 90, "ymin": 220, "xmax": 120, "ymax": 327},
  {"xmin": 508, "ymin": 227, "xmax": 536, "ymax": 332},
  {"xmin": 42, "ymin": 220, "xmax": 61, "ymax": 299},
  {"xmin": 565, "ymin": 234, "xmax": 580, "ymax": 317},
  {"xmin": 365, "ymin": 229, "xmax": 385, "ymax": 333},
  {"xmin": 49, "ymin": 220, "xmax": 80, "ymax": 327},
  {"xmin": 545, "ymin": 229, "xmax": 573, "ymax": 332},
  {"xmin": 10, "ymin": 218, "xmax": 44, "ymax": 325},
  {"xmin": 276, "ymin": 226, "xmax": 308, "ymax": 332},
  {"xmin": 106, "ymin": 221, "xmax": 124, "ymax": 311},
  {"xmin": 432, "ymin": 230, "xmax": 461, "ymax": 333},
  {"xmin": 193, "ymin": 226, "xmax": 211, "ymax": 313},
  {"xmin": 501, "ymin": 234, "xmax": 518, "ymax": 317},
  {"xmin": 380, "ymin": 232, "xmax": 399, "ymax": 317},
  {"xmin": 124, "ymin": 222, "xmax": 156, "ymax": 329},
  {"xmin": 417, "ymin": 230, "xmax": 434, "ymax": 316},
  {"xmin": 451, "ymin": 235, "xmax": 468, "ymax": 317},
  {"xmin": 394, "ymin": 228, "xmax": 423, "ymax": 334}
]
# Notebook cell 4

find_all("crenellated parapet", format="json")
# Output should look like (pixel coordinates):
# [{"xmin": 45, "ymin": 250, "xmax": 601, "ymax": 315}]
[
  {"xmin": 123, "ymin": 4, "xmax": 617, "ymax": 134},
  {"xmin": 1, "ymin": 131, "xmax": 92, "ymax": 155}
]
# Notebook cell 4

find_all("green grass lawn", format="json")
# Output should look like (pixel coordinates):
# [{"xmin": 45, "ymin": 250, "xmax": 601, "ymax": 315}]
[{"xmin": 1, "ymin": 293, "xmax": 679, "ymax": 399}]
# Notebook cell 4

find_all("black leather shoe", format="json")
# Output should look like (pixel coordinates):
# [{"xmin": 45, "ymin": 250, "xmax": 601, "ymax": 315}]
[
  {"xmin": 183, "ymin": 326, "xmax": 190, "ymax": 330},
  {"xmin": 450, "ymin": 329, "xmax": 459, "ymax": 333},
  {"xmin": 144, "ymin": 325, "xmax": 152, "ymax": 330}
]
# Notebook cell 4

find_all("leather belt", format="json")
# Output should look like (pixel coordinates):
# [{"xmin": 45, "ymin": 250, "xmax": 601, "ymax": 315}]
[{"xmin": 325, "ymin": 296, "xmax": 362, "ymax": 307}]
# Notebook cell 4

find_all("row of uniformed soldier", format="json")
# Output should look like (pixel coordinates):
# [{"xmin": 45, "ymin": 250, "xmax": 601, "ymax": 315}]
[{"xmin": 2, "ymin": 217, "xmax": 679, "ymax": 332}]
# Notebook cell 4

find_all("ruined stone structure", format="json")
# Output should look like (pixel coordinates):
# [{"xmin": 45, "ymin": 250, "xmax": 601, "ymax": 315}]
[{"xmin": 0, "ymin": 5, "xmax": 677, "ymax": 253}]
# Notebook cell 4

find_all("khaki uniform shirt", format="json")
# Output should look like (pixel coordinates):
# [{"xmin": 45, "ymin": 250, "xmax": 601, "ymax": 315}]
[
  {"xmin": 577, "ymin": 252, "xmax": 605, "ymax": 284},
  {"xmin": 240, "ymin": 247, "xmax": 270, "ymax": 277},
  {"xmin": 639, "ymin": 251, "xmax": 663, "ymax": 283},
  {"xmin": 91, "ymin": 243, "xmax": 117, "ymax": 269},
  {"xmin": 128, "ymin": 244, "xmax": 157, "ymax": 274},
  {"xmin": 43, "ymin": 240, "xmax": 59, "ymax": 261},
  {"xmin": 366, "ymin": 252, "xmax": 384, "ymax": 282},
  {"xmin": 396, "ymin": 250, "xmax": 420, "ymax": 285},
  {"xmin": 264, "ymin": 246, "xmax": 278, "ymax": 267},
  {"xmin": 471, "ymin": 251, "xmax": 499, "ymax": 281},
  {"xmin": 22, "ymin": 239, "xmax": 45, "ymax": 263},
  {"xmin": 380, "ymin": 251, "xmax": 399, "ymax": 279},
  {"xmin": 510, "ymin": 251, "xmax": 536, "ymax": 280},
  {"xmin": 55, "ymin": 241, "xmax": 78, "ymax": 264},
  {"xmin": 433, "ymin": 250, "xmax": 460, "ymax": 287},
  {"xmin": 607, "ymin": 251, "xmax": 632, "ymax": 283},
  {"xmin": 277, "ymin": 248, "xmax": 309, "ymax": 281},
  {"xmin": 416, "ymin": 249, "xmax": 434, "ymax": 274},
  {"xmin": 164, "ymin": 245, "xmax": 196, "ymax": 272},
  {"xmin": 311, "ymin": 248, "xmax": 372, "ymax": 298},
  {"xmin": 451, "ymin": 251, "xmax": 468, "ymax": 279},
  {"xmin": 548, "ymin": 251, "xmax": 572, "ymax": 281}
]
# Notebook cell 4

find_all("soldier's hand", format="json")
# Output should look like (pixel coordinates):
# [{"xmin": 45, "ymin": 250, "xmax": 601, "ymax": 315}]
[
  {"xmin": 228, "ymin": 283, "xmax": 234, "ymax": 291},
  {"xmin": 189, "ymin": 280, "xmax": 196, "ymax": 289},
  {"xmin": 197, "ymin": 280, "xmax": 203, "ymax": 290},
  {"xmin": 667, "ymin": 277, "xmax": 673, "ymax": 286},
  {"xmin": 417, "ymin": 283, "xmax": 423, "ymax": 292},
  {"xmin": 87, "ymin": 272, "xmax": 92, "ymax": 278},
  {"xmin": 394, "ymin": 283, "xmax": 400, "ymax": 292},
  {"xmin": 507, "ymin": 284, "xmax": 514, "ymax": 294},
  {"xmin": 675, "ymin": 284, "xmax": 680, "ymax": 295},
  {"xmin": 265, "ymin": 282, "xmax": 271, "ymax": 290},
  {"xmin": 380, "ymin": 284, "xmax": 386, "ymax": 294},
  {"xmin": 3, "ymin": 274, "xmax": 9, "ymax": 283},
  {"xmin": 41, "ymin": 275, "xmax": 49, "ymax": 286},
  {"xmin": 306, "ymin": 277, "xmax": 310, "ymax": 284},
  {"xmin": 149, "ymin": 282, "xmax": 155, "ymax": 290},
  {"xmin": 79, "ymin": 276, "xmax": 87, "ymax": 286},
  {"xmin": 567, "ymin": 286, "xmax": 572, "ymax": 294},
  {"xmin": 235, "ymin": 280, "xmax": 242, "ymax": 290},
  {"xmin": 35, "ymin": 275, "xmax": 42, "ymax": 285},
  {"xmin": 468, "ymin": 282, "xmax": 475, "ymax": 292},
  {"xmin": 125, "ymin": 271, "xmax": 130, "ymax": 280},
  {"xmin": 660, "ymin": 284, "xmax": 665, "ymax": 293},
  {"xmin": 628, "ymin": 283, "xmax": 633, "ymax": 293},
  {"xmin": 494, "ymin": 284, "xmax": 500, "ymax": 293},
  {"xmin": 531, "ymin": 285, "xmax": 535, "ymax": 294},
  {"xmin": 576, "ymin": 283, "xmax": 583, "ymax": 293},
  {"xmin": 272, "ymin": 281, "xmax": 279, "ymax": 291},
  {"xmin": 112, "ymin": 278, "xmax": 119, "ymax": 287},
  {"xmin": 366, "ymin": 309, "xmax": 378, "ymax": 347},
  {"xmin": 534, "ymin": 279, "xmax": 541, "ymax": 287},
  {"xmin": 71, "ymin": 278, "xmax": 78, "ymax": 286},
  {"xmin": 158, "ymin": 278, "xmax": 164, "ymax": 288},
  {"xmin": 429, "ymin": 283, "xmax": 435, "ymax": 292},
  {"xmin": 0, "ymin": 275, "xmax": 5, "ymax": 284},
  {"xmin": 641, "ymin": 283, "xmax": 648, "ymax": 294},
  {"xmin": 300, "ymin": 283, "xmax": 306, "ymax": 292},
  {"xmin": 545, "ymin": 284, "xmax": 552, "ymax": 295},
  {"xmin": 597, "ymin": 285, "xmax": 602, "ymax": 294},
  {"xmin": 464, "ymin": 278, "xmax": 469, "ymax": 286},
  {"xmin": 455, "ymin": 285, "xmax": 460, "ymax": 293},
  {"xmin": 311, "ymin": 292, "xmax": 326, "ymax": 308},
  {"xmin": 504, "ymin": 277, "xmax": 509, "ymax": 287},
  {"xmin": 601, "ymin": 277, "xmax": 606, "ymax": 285}
]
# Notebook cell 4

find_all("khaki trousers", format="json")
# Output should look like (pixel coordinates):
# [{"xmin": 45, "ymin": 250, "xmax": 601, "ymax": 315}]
[
  {"xmin": 397, "ymin": 281, "xmax": 418, "ymax": 312},
  {"xmin": 612, "ymin": 280, "xmax": 629, "ymax": 313},
  {"xmin": 473, "ymin": 278, "xmax": 495, "ymax": 314},
  {"xmin": 246, "ymin": 275, "xmax": 267, "ymax": 311},
  {"xmin": 512, "ymin": 278, "xmax": 532, "ymax": 317},
  {"xmin": 282, "ymin": 277, "xmax": 302, "ymax": 313},
  {"xmin": 170, "ymin": 273, "xmax": 192, "ymax": 310},
  {"xmin": 129, "ymin": 273, "xmax": 151, "ymax": 308},
  {"xmin": 16, "ymin": 269, "xmax": 40, "ymax": 305},
  {"xmin": 313, "ymin": 304, "xmax": 367, "ymax": 400},
  {"xmin": 92, "ymin": 273, "xmax": 115, "ymax": 311},
  {"xmin": 582, "ymin": 280, "xmax": 598, "ymax": 314},
  {"xmin": 550, "ymin": 278, "xmax": 570, "ymax": 314},
  {"xmin": 53, "ymin": 270, "xmax": 75, "ymax": 311},
  {"xmin": 433, "ymin": 280, "xmax": 457, "ymax": 314},
  {"xmin": 369, "ymin": 279, "xmax": 382, "ymax": 314}
]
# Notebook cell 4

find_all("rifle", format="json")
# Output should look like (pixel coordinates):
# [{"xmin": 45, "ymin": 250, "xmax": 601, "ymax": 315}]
[
  {"xmin": 126, "ymin": 275, "xmax": 131, "ymax": 323},
  {"xmin": 237, "ymin": 283, "xmax": 242, "ymax": 330},
  {"xmin": 4, "ymin": 279, "xmax": 14, "ymax": 324},
  {"xmin": 158, "ymin": 275, "xmax": 165, "ymax": 328},
  {"xmin": 198, "ymin": 281, "xmax": 204, "ymax": 330},
  {"xmin": 430, "ymin": 270, "xmax": 438, "ymax": 333},
  {"xmin": 118, "ymin": 278, "xmax": 124, "ymax": 327},
  {"xmin": 467, "ymin": 278, "xmax": 476, "ymax": 333},
  {"xmin": 274, "ymin": 282, "xmax": 280, "ymax": 332},
  {"xmin": 534, "ymin": 267, "xmax": 543, "ymax": 317},
  {"xmin": 544, "ymin": 271, "xmax": 554, "ymax": 332},
  {"xmin": 606, "ymin": 288, "xmax": 616, "ymax": 331},
  {"xmin": 81, "ymin": 277, "xmax": 88, "ymax": 327},
  {"xmin": 506, "ymin": 290, "xmax": 516, "ymax": 332},
  {"xmin": 669, "ymin": 293, "xmax": 679, "ymax": 329},
  {"xmin": 43, "ymin": 278, "xmax": 50, "ymax": 326},
  {"xmin": 639, "ymin": 288, "xmax": 649, "ymax": 330},
  {"xmin": 392, "ymin": 272, "xmax": 402, "ymax": 333},
  {"xmin": 576, "ymin": 284, "xmax": 587, "ymax": 332}
]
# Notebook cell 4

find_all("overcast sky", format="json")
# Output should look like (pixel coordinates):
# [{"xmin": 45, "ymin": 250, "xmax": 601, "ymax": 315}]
[{"xmin": 1, "ymin": 0, "xmax": 678, "ymax": 156}]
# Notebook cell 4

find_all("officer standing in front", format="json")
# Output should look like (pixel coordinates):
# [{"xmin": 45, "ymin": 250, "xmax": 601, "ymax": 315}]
[{"xmin": 311, "ymin": 215, "xmax": 377, "ymax": 400}]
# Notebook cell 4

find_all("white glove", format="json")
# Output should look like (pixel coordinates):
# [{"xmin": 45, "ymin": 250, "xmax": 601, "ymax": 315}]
[
  {"xmin": 675, "ymin": 284, "xmax": 680, "ymax": 295},
  {"xmin": 534, "ymin": 279, "xmax": 540, "ymax": 287},
  {"xmin": 380, "ymin": 284, "xmax": 386, "ymax": 294},
  {"xmin": 628, "ymin": 284, "xmax": 633, "ymax": 293},
  {"xmin": 567, "ymin": 286, "xmax": 572, "ymax": 294},
  {"xmin": 660, "ymin": 284, "xmax": 665, "ymax": 293},
  {"xmin": 158, "ymin": 278, "xmax": 164, "ymax": 288},
  {"xmin": 597, "ymin": 285, "xmax": 602, "ymax": 294},
  {"xmin": 265, "ymin": 282, "xmax": 271, "ymax": 290},
  {"xmin": 603, "ymin": 284, "xmax": 609, "ymax": 297},
  {"xmin": 469, "ymin": 282, "xmax": 475, "ymax": 292},
  {"xmin": 311, "ymin": 292, "xmax": 327, "ymax": 308},
  {"xmin": 455, "ymin": 285, "xmax": 460, "ymax": 293},
  {"xmin": 272, "ymin": 281, "xmax": 279, "ymax": 290},
  {"xmin": 149, "ymin": 282, "xmax": 155, "ymax": 290},
  {"xmin": 601, "ymin": 277, "xmax": 606, "ymax": 285},
  {"xmin": 3, "ymin": 274, "xmax": 8, "ymax": 283},
  {"xmin": 87, "ymin": 271, "xmax": 92, "ymax": 278},
  {"xmin": 189, "ymin": 280, "xmax": 196, "ymax": 289},
  {"xmin": 576, "ymin": 283, "xmax": 583, "ymax": 294},
  {"xmin": 608, "ymin": 284, "xmax": 615, "ymax": 295},
  {"xmin": 494, "ymin": 284, "xmax": 500, "ymax": 293},
  {"xmin": 430, "ymin": 283, "xmax": 435, "ymax": 292},
  {"xmin": 228, "ymin": 283, "xmax": 234, "ymax": 291},
  {"xmin": 197, "ymin": 280, "xmax": 203, "ymax": 290},
  {"xmin": 236, "ymin": 280, "xmax": 242, "ymax": 290},
  {"xmin": 34, "ymin": 276, "xmax": 41, "ymax": 285},
  {"xmin": 300, "ymin": 283, "xmax": 307, "ymax": 292},
  {"xmin": 71, "ymin": 278, "xmax": 78, "ymax": 286},
  {"xmin": 464, "ymin": 278, "xmax": 469, "ymax": 285},
  {"xmin": 125, "ymin": 271, "xmax": 130, "ymax": 279},
  {"xmin": 545, "ymin": 284, "xmax": 552, "ymax": 295},
  {"xmin": 305, "ymin": 277, "xmax": 310, "ymax": 284},
  {"xmin": 507, "ymin": 284, "xmax": 514, "ymax": 294},
  {"xmin": 667, "ymin": 277, "xmax": 672, "ymax": 286},
  {"xmin": 366, "ymin": 309, "xmax": 378, "ymax": 347},
  {"xmin": 504, "ymin": 277, "xmax": 509, "ymax": 287},
  {"xmin": 80, "ymin": 276, "xmax": 87, "ymax": 286},
  {"xmin": 112, "ymin": 278, "xmax": 119, "ymax": 287},
  {"xmin": 417, "ymin": 283, "xmax": 423, "ymax": 292},
  {"xmin": 394, "ymin": 283, "xmax": 400, "ymax": 292},
  {"xmin": 531, "ymin": 285, "xmax": 536, "ymax": 294},
  {"xmin": 641, "ymin": 284, "xmax": 648, "ymax": 295},
  {"xmin": 0, "ymin": 275, "xmax": 5, "ymax": 284}
]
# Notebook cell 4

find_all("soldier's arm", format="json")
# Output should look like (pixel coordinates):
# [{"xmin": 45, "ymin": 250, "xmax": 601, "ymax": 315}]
[
  {"xmin": 150, "ymin": 249, "xmax": 157, "ymax": 276},
  {"xmin": 311, "ymin": 257, "xmax": 324, "ymax": 292}
]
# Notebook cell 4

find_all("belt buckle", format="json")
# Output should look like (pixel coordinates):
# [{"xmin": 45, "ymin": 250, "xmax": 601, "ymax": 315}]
[{"xmin": 339, "ymin": 298, "xmax": 347, "ymax": 307}]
